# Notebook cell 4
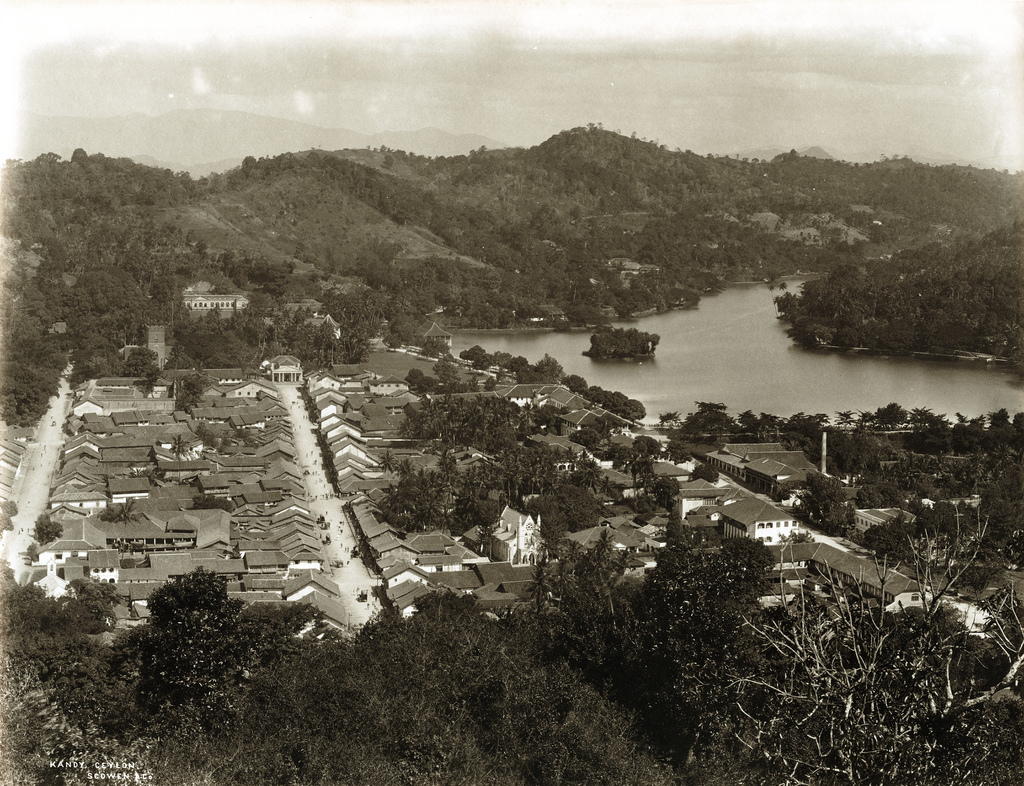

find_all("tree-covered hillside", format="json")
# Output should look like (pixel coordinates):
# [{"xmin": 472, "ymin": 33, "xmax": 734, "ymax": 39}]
[
  {"xmin": 2, "ymin": 130, "xmax": 1021, "ymax": 424},
  {"xmin": 776, "ymin": 222, "xmax": 1024, "ymax": 363}
]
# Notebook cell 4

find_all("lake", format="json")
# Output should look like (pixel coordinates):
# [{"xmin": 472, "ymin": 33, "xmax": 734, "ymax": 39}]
[{"xmin": 452, "ymin": 281, "xmax": 1024, "ymax": 422}]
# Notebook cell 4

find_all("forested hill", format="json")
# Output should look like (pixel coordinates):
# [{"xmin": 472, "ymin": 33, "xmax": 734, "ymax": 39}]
[
  {"xmin": 346, "ymin": 126, "xmax": 1022, "ymax": 237},
  {"xmin": 1, "ymin": 130, "xmax": 1021, "ymax": 423},
  {"xmin": 775, "ymin": 222, "xmax": 1024, "ymax": 364}
]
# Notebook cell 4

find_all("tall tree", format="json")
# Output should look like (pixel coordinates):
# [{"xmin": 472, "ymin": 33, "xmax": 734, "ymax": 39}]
[
  {"xmin": 137, "ymin": 568, "xmax": 258, "ymax": 729},
  {"xmin": 739, "ymin": 532, "xmax": 1024, "ymax": 785},
  {"xmin": 799, "ymin": 473, "xmax": 855, "ymax": 537}
]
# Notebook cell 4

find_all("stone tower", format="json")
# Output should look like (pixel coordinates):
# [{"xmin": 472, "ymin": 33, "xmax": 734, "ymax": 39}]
[{"xmin": 147, "ymin": 325, "xmax": 167, "ymax": 369}]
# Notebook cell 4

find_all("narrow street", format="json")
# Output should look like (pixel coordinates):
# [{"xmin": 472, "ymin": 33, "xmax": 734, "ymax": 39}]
[
  {"xmin": 275, "ymin": 382, "xmax": 381, "ymax": 627},
  {"xmin": 2, "ymin": 367, "xmax": 74, "ymax": 583}
]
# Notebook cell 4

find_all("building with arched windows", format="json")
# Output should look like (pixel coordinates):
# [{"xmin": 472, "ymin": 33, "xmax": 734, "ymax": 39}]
[{"xmin": 183, "ymin": 292, "xmax": 250, "ymax": 314}]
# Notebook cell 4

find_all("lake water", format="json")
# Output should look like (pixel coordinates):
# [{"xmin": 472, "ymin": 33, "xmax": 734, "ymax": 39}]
[{"xmin": 452, "ymin": 281, "xmax": 1024, "ymax": 422}]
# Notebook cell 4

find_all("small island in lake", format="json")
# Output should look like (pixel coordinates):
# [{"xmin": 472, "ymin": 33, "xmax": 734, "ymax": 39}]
[{"xmin": 583, "ymin": 326, "xmax": 660, "ymax": 359}]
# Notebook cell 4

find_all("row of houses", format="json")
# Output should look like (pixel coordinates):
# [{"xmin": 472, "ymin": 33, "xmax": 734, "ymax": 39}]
[
  {"xmin": 378, "ymin": 510, "xmax": 666, "ymax": 617},
  {"xmin": 305, "ymin": 363, "xmax": 698, "ymax": 618},
  {"xmin": 346, "ymin": 499, "xmax": 540, "ymax": 616},
  {"xmin": 26, "ymin": 376, "xmax": 355, "ymax": 631},
  {"xmin": 0, "ymin": 432, "xmax": 27, "ymax": 506},
  {"xmin": 700, "ymin": 442, "xmax": 819, "ymax": 496},
  {"xmin": 766, "ymin": 540, "xmax": 923, "ymax": 611},
  {"xmin": 494, "ymin": 383, "xmax": 634, "ymax": 434}
]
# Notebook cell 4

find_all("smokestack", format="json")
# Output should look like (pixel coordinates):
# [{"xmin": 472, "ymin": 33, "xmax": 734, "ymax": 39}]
[{"xmin": 820, "ymin": 432, "xmax": 827, "ymax": 475}]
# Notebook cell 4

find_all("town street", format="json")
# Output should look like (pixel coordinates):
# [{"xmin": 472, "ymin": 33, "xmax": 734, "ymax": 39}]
[
  {"xmin": 275, "ymin": 382, "xmax": 381, "ymax": 628},
  {"xmin": 2, "ymin": 367, "xmax": 73, "ymax": 583}
]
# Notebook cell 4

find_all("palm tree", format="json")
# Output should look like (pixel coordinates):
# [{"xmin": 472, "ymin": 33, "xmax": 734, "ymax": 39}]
[
  {"xmin": 553, "ymin": 543, "xmax": 583, "ymax": 607},
  {"xmin": 378, "ymin": 449, "xmax": 398, "ymax": 476},
  {"xmin": 574, "ymin": 456, "xmax": 601, "ymax": 491},
  {"xmin": 835, "ymin": 411, "xmax": 856, "ymax": 430},
  {"xmin": 108, "ymin": 499, "xmax": 140, "ymax": 554},
  {"xmin": 518, "ymin": 402, "xmax": 537, "ymax": 436},
  {"xmin": 589, "ymin": 529, "xmax": 620, "ymax": 616},
  {"xmin": 527, "ymin": 554, "xmax": 555, "ymax": 615},
  {"xmin": 498, "ymin": 450, "xmax": 525, "ymax": 508},
  {"xmin": 855, "ymin": 410, "xmax": 876, "ymax": 432},
  {"xmin": 396, "ymin": 457, "xmax": 415, "ymax": 481},
  {"xmin": 169, "ymin": 435, "xmax": 187, "ymax": 461},
  {"xmin": 628, "ymin": 453, "xmax": 655, "ymax": 500}
]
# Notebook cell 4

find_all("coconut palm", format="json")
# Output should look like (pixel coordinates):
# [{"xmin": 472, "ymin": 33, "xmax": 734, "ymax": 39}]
[
  {"xmin": 574, "ymin": 456, "xmax": 601, "ymax": 491},
  {"xmin": 628, "ymin": 452, "xmax": 656, "ymax": 499},
  {"xmin": 378, "ymin": 449, "xmax": 398, "ymax": 476},
  {"xmin": 588, "ymin": 529, "xmax": 620, "ymax": 616},
  {"xmin": 527, "ymin": 554, "xmax": 555, "ymax": 615},
  {"xmin": 553, "ymin": 546, "xmax": 582, "ymax": 607},
  {"xmin": 171, "ymin": 434, "xmax": 190, "ymax": 461},
  {"xmin": 396, "ymin": 457, "xmax": 415, "ymax": 481},
  {"xmin": 855, "ymin": 410, "xmax": 876, "ymax": 432},
  {"xmin": 108, "ymin": 499, "xmax": 140, "ymax": 554},
  {"xmin": 835, "ymin": 411, "xmax": 856, "ymax": 430}
]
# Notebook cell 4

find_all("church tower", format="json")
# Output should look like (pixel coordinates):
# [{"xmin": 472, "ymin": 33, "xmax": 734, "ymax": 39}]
[{"xmin": 147, "ymin": 325, "xmax": 167, "ymax": 369}]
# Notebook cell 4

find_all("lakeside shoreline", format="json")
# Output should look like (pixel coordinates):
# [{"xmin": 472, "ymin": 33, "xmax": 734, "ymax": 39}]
[
  {"xmin": 449, "ymin": 273, "xmax": 817, "ymax": 334},
  {"xmin": 801, "ymin": 343, "xmax": 1018, "ymax": 369}
]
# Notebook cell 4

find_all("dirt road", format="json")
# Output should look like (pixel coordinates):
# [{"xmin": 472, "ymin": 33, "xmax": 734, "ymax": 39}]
[
  {"xmin": 275, "ymin": 383, "xmax": 381, "ymax": 628},
  {"xmin": 2, "ymin": 368, "xmax": 73, "ymax": 583}
]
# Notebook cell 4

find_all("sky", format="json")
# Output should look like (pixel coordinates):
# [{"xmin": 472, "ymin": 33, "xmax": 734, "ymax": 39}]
[{"xmin": 3, "ymin": 0, "xmax": 1023, "ymax": 167}]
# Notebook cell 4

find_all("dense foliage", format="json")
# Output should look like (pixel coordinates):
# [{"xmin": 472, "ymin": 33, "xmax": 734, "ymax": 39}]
[
  {"xmin": 8, "ymin": 534, "xmax": 1022, "ymax": 786},
  {"xmin": 583, "ymin": 326, "xmax": 660, "ymax": 358},
  {"xmin": 5, "ymin": 387, "xmax": 1024, "ymax": 783},
  {"xmin": 3, "ymin": 130, "xmax": 1021, "ymax": 423},
  {"xmin": 776, "ymin": 222, "xmax": 1024, "ymax": 364}
]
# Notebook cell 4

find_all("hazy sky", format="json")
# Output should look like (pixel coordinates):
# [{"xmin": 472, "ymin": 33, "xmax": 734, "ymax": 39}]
[{"xmin": 3, "ymin": 0, "xmax": 1023, "ymax": 166}]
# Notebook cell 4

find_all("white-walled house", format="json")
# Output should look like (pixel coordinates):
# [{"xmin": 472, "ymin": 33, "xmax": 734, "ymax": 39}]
[{"xmin": 718, "ymin": 497, "xmax": 799, "ymax": 545}]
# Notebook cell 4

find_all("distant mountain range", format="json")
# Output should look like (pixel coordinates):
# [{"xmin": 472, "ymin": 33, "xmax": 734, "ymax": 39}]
[
  {"xmin": 15, "ymin": 110, "xmax": 507, "ymax": 176},
  {"xmin": 732, "ymin": 143, "xmax": 1019, "ymax": 171},
  {"xmin": 732, "ymin": 146, "xmax": 836, "ymax": 161},
  {"xmin": 14, "ymin": 109, "xmax": 1018, "ymax": 177}
]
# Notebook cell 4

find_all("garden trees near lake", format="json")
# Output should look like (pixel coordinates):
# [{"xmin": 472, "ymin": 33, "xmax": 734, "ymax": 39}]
[{"xmin": 583, "ymin": 326, "xmax": 660, "ymax": 358}]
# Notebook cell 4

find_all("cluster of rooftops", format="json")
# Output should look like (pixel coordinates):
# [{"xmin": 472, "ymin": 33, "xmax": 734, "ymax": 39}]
[
  {"xmin": 14, "ymin": 352, "xmax": 930, "ymax": 625},
  {"xmin": 28, "ymin": 377, "xmax": 351, "ymax": 627}
]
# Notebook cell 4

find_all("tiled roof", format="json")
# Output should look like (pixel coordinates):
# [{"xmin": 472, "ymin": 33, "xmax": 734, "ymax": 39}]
[
  {"xmin": 473, "ymin": 562, "xmax": 535, "ymax": 586},
  {"xmin": 428, "ymin": 570, "xmax": 484, "ymax": 590},
  {"xmin": 717, "ymin": 497, "xmax": 793, "ymax": 528},
  {"xmin": 422, "ymin": 322, "xmax": 452, "ymax": 338},
  {"xmin": 299, "ymin": 591, "xmax": 349, "ymax": 626},
  {"xmin": 86, "ymin": 549, "xmax": 120, "ymax": 569},
  {"xmin": 244, "ymin": 550, "xmax": 291, "ymax": 568}
]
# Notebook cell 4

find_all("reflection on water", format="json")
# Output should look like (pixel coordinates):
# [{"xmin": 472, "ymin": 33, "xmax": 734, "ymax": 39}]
[{"xmin": 452, "ymin": 281, "xmax": 1023, "ymax": 421}]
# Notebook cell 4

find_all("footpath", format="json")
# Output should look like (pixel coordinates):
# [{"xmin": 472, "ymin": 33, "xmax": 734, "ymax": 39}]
[{"xmin": 2, "ymin": 367, "xmax": 73, "ymax": 583}]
